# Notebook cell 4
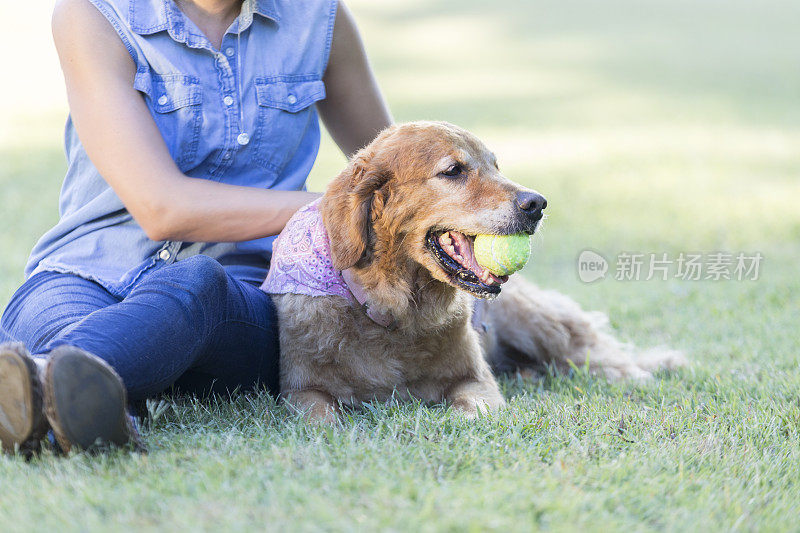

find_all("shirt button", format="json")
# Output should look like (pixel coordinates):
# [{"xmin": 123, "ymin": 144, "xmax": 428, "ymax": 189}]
[
  {"xmin": 159, "ymin": 249, "xmax": 171, "ymax": 261},
  {"xmin": 157, "ymin": 95, "xmax": 168, "ymax": 105},
  {"xmin": 225, "ymin": 47, "xmax": 235, "ymax": 57},
  {"xmin": 222, "ymin": 152, "xmax": 232, "ymax": 160},
  {"xmin": 237, "ymin": 132, "xmax": 250, "ymax": 146},
  {"xmin": 223, "ymin": 95, "xmax": 234, "ymax": 106},
  {"xmin": 287, "ymin": 94, "xmax": 297, "ymax": 105}
]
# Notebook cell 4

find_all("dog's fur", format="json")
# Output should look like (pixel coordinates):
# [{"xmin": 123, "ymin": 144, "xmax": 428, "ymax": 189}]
[{"xmin": 272, "ymin": 121, "xmax": 686, "ymax": 423}]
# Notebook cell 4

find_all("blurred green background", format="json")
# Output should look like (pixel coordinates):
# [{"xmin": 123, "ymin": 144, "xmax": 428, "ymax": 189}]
[
  {"xmin": 2, "ymin": 0, "xmax": 800, "ymax": 530},
  {"xmin": 3, "ymin": 0, "xmax": 799, "ymax": 301}
]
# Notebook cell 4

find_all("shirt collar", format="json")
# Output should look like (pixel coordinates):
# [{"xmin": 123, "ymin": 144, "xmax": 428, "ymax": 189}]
[{"xmin": 129, "ymin": 0, "xmax": 280, "ymax": 38}]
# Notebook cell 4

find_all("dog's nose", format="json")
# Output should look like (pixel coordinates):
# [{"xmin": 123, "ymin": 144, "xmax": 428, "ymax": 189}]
[{"xmin": 515, "ymin": 191, "xmax": 547, "ymax": 221}]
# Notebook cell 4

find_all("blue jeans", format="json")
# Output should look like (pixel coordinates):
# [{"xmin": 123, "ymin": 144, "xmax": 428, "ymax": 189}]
[{"xmin": 0, "ymin": 255, "xmax": 280, "ymax": 401}]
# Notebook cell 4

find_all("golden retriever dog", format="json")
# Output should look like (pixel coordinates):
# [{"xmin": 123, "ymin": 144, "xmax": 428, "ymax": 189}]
[{"xmin": 266, "ymin": 121, "xmax": 685, "ymax": 423}]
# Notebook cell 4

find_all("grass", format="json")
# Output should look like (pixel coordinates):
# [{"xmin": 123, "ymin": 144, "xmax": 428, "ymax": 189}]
[{"xmin": 2, "ymin": 0, "xmax": 800, "ymax": 530}]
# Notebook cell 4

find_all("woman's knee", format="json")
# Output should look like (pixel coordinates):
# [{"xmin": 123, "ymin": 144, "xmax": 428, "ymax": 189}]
[
  {"xmin": 134, "ymin": 255, "xmax": 231, "ymax": 305},
  {"xmin": 177, "ymin": 255, "xmax": 229, "ymax": 289}
]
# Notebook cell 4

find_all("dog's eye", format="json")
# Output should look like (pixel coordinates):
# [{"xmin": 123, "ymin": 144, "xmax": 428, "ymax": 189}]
[{"xmin": 440, "ymin": 164, "xmax": 464, "ymax": 178}]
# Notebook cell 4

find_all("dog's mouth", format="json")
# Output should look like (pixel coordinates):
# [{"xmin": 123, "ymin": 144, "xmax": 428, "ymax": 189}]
[{"xmin": 425, "ymin": 230, "xmax": 509, "ymax": 298}]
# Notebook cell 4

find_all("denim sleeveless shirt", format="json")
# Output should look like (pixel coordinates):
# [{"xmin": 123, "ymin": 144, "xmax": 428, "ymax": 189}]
[{"xmin": 26, "ymin": 0, "xmax": 337, "ymax": 297}]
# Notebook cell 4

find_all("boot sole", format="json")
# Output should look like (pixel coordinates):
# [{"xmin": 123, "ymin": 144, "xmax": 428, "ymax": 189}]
[
  {"xmin": 0, "ymin": 343, "xmax": 46, "ymax": 453},
  {"xmin": 43, "ymin": 346, "xmax": 133, "ymax": 452}
]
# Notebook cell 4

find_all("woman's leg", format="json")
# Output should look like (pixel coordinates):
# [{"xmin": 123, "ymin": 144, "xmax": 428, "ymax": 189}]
[
  {"xmin": 170, "ymin": 280, "xmax": 280, "ymax": 397},
  {"xmin": 1, "ymin": 256, "xmax": 278, "ymax": 452},
  {"xmin": 38, "ymin": 255, "xmax": 279, "ymax": 401},
  {"xmin": 1, "ymin": 271, "xmax": 125, "ymax": 452},
  {"xmin": 0, "ymin": 271, "xmax": 120, "ymax": 350}
]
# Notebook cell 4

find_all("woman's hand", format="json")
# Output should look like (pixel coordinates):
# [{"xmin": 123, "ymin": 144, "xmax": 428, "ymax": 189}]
[{"xmin": 52, "ymin": 0, "xmax": 320, "ymax": 243}]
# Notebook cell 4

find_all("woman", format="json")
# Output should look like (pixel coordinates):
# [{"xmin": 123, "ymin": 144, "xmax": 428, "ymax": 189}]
[{"xmin": 0, "ymin": 0, "xmax": 392, "ymax": 453}]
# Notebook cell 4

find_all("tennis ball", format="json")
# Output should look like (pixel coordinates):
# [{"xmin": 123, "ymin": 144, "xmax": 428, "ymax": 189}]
[{"xmin": 473, "ymin": 233, "xmax": 531, "ymax": 276}]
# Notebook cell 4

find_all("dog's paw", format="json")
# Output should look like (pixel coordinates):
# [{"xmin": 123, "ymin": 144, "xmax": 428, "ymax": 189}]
[
  {"xmin": 447, "ymin": 379, "xmax": 506, "ymax": 418},
  {"xmin": 451, "ymin": 396, "xmax": 505, "ymax": 418},
  {"xmin": 283, "ymin": 390, "xmax": 340, "ymax": 425}
]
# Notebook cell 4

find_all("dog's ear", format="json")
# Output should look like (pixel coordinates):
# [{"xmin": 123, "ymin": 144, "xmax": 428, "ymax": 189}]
[{"xmin": 321, "ymin": 153, "xmax": 391, "ymax": 271}]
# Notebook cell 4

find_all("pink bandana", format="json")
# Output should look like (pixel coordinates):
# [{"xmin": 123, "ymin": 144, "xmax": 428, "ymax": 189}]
[{"xmin": 261, "ymin": 199, "xmax": 355, "ymax": 303}]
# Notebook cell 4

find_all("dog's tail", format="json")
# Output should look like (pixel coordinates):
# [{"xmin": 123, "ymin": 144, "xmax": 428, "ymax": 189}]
[{"xmin": 480, "ymin": 276, "xmax": 687, "ymax": 380}]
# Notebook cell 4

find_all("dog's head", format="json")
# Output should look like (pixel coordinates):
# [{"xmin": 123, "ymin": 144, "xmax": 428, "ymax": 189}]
[{"xmin": 321, "ymin": 121, "xmax": 546, "ymax": 305}]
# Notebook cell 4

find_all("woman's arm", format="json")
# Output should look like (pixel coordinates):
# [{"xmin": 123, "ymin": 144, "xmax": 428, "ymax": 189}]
[
  {"xmin": 318, "ymin": 1, "xmax": 393, "ymax": 157},
  {"xmin": 52, "ymin": 0, "xmax": 319, "ymax": 243}
]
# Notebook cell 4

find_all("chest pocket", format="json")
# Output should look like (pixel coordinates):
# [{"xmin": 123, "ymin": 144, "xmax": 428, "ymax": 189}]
[
  {"xmin": 252, "ymin": 76, "xmax": 326, "ymax": 175},
  {"xmin": 135, "ymin": 73, "xmax": 204, "ymax": 171}
]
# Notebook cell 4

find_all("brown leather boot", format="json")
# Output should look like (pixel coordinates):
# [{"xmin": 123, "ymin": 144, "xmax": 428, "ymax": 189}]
[
  {"xmin": 0, "ymin": 342, "xmax": 49, "ymax": 454},
  {"xmin": 43, "ymin": 345, "xmax": 146, "ymax": 453}
]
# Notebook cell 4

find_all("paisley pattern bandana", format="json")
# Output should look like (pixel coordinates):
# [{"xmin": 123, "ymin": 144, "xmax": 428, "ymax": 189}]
[{"xmin": 260, "ymin": 199, "xmax": 355, "ymax": 303}]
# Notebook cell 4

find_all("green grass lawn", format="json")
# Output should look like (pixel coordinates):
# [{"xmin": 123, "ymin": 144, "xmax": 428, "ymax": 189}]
[{"xmin": 2, "ymin": 0, "xmax": 800, "ymax": 530}]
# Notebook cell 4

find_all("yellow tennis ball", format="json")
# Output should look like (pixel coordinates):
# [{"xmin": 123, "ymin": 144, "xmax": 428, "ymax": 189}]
[{"xmin": 473, "ymin": 234, "xmax": 531, "ymax": 276}]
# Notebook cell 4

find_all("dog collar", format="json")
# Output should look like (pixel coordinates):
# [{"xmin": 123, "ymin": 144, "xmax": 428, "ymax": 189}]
[{"xmin": 342, "ymin": 269, "xmax": 397, "ymax": 330}]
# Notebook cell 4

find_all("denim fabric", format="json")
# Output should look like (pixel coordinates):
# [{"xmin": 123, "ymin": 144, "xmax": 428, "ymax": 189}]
[
  {"xmin": 0, "ymin": 255, "xmax": 280, "ymax": 400},
  {"xmin": 26, "ymin": 0, "xmax": 338, "ymax": 298}
]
